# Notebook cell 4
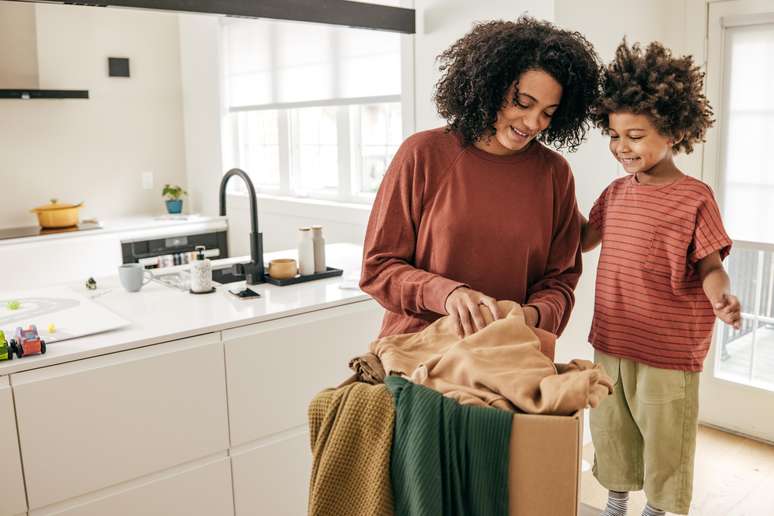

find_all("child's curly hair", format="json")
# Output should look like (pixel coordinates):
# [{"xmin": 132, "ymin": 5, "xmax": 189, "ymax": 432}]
[
  {"xmin": 592, "ymin": 40, "xmax": 714, "ymax": 154},
  {"xmin": 434, "ymin": 17, "xmax": 601, "ymax": 152}
]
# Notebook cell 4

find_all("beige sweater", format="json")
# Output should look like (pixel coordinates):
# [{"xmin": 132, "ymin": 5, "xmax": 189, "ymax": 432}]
[{"xmin": 370, "ymin": 301, "xmax": 613, "ymax": 415}]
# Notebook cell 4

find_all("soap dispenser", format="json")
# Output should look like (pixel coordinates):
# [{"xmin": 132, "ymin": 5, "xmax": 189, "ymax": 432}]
[{"xmin": 190, "ymin": 245, "xmax": 214, "ymax": 294}]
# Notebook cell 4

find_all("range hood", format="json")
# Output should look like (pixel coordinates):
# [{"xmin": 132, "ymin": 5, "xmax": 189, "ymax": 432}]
[{"xmin": 0, "ymin": 2, "xmax": 89, "ymax": 99}]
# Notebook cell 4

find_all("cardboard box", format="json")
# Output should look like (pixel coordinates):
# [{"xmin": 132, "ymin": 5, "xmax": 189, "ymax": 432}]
[
  {"xmin": 337, "ymin": 375, "xmax": 583, "ymax": 515},
  {"xmin": 509, "ymin": 410, "xmax": 583, "ymax": 516}
]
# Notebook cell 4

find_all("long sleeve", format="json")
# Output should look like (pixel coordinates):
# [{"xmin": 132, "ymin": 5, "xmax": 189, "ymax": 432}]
[
  {"xmin": 526, "ymin": 166, "xmax": 582, "ymax": 336},
  {"xmin": 359, "ymin": 140, "xmax": 467, "ymax": 318}
]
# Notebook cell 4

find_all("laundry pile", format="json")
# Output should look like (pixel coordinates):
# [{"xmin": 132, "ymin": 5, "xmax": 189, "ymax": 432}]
[{"xmin": 308, "ymin": 301, "xmax": 613, "ymax": 516}]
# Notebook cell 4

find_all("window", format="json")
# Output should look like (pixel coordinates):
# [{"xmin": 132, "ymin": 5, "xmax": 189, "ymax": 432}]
[
  {"xmin": 221, "ymin": 17, "xmax": 403, "ymax": 203},
  {"xmin": 711, "ymin": 15, "xmax": 774, "ymax": 390}
]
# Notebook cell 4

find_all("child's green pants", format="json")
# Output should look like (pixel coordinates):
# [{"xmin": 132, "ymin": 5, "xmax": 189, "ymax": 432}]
[{"xmin": 590, "ymin": 350, "xmax": 700, "ymax": 515}]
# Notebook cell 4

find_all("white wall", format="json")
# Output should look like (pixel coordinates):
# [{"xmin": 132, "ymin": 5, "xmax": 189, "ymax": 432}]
[
  {"xmin": 178, "ymin": 13, "xmax": 223, "ymax": 220},
  {"xmin": 0, "ymin": 3, "xmax": 187, "ymax": 228}
]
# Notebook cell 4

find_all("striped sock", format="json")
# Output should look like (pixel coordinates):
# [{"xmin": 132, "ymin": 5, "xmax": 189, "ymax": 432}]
[
  {"xmin": 642, "ymin": 502, "xmax": 665, "ymax": 516},
  {"xmin": 600, "ymin": 490, "xmax": 629, "ymax": 516}
]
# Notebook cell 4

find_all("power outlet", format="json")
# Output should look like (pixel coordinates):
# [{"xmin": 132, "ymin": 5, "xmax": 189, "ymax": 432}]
[{"xmin": 141, "ymin": 171, "xmax": 154, "ymax": 190}]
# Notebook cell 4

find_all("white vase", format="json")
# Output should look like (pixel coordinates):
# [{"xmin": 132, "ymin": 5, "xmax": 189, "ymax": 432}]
[{"xmin": 297, "ymin": 227, "xmax": 315, "ymax": 276}]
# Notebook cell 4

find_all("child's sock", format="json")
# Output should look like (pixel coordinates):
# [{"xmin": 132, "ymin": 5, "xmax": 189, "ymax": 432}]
[
  {"xmin": 641, "ymin": 502, "xmax": 665, "ymax": 516},
  {"xmin": 600, "ymin": 490, "xmax": 629, "ymax": 516}
]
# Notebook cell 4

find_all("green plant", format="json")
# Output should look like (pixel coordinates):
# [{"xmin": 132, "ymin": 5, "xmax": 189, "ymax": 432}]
[{"xmin": 162, "ymin": 184, "xmax": 187, "ymax": 200}]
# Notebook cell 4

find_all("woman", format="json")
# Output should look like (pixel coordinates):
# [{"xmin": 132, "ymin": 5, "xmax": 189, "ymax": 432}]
[{"xmin": 360, "ymin": 17, "xmax": 600, "ymax": 339}]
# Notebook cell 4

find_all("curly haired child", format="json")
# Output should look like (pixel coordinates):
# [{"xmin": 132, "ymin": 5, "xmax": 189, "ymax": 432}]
[{"xmin": 581, "ymin": 40, "xmax": 742, "ymax": 516}]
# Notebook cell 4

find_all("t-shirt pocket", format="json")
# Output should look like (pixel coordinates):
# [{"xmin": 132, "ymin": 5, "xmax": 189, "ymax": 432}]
[{"xmin": 643, "ymin": 220, "xmax": 694, "ymax": 295}]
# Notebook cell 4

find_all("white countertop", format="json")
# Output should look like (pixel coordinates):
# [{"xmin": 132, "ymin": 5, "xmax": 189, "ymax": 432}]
[
  {"xmin": 0, "ymin": 243, "xmax": 371, "ymax": 376},
  {"xmin": 0, "ymin": 214, "xmax": 228, "ymax": 247}
]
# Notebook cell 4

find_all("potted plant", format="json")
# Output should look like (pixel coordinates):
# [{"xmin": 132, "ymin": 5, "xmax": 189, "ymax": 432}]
[{"xmin": 162, "ymin": 184, "xmax": 187, "ymax": 214}]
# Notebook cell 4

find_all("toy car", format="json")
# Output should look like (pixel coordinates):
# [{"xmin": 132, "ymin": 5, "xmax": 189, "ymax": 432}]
[
  {"xmin": 13, "ymin": 325, "xmax": 46, "ymax": 358},
  {"xmin": 0, "ymin": 330, "xmax": 13, "ymax": 361}
]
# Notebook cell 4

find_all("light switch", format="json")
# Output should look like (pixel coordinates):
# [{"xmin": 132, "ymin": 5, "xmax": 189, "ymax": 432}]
[{"xmin": 141, "ymin": 171, "xmax": 154, "ymax": 190}]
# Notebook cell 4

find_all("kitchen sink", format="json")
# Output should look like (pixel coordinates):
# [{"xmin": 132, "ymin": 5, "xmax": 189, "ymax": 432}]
[
  {"xmin": 211, "ymin": 267, "xmax": 245, "ymax": 285},
  {"xmin": 153, "ymin": 264, "xmax": 248, "ymax": 290}
]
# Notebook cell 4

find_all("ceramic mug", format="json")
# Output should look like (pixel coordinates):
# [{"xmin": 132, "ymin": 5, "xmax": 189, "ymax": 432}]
[
  {"xmin": 267, "ymin": 258, "xmax": 298, "ymax": 280},
  {"xmin": 118, "ymin": 263, "xmax": 153, "ymax": 292}
]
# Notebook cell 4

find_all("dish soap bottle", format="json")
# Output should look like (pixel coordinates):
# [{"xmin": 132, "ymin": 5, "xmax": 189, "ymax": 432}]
[{"xmin": 190, "ymin": 245, "xmax": 213, "ymax": 293}]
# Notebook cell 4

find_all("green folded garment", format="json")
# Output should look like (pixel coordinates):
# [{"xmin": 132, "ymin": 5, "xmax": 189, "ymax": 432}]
[{"xmin": 385, "ymin": 375, "xmax": 512, "ymax": 516}]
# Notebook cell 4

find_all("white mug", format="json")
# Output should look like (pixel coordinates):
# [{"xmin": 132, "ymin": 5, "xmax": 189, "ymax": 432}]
[{"xmin": 118, "ymin": 264, "xmax": 152, "ymax": 292}]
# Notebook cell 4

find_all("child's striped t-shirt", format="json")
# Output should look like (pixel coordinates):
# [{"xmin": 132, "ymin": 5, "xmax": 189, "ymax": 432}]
[{"xmin": 587, "ymin": 174, "xmax": 732, "ymax": 372}]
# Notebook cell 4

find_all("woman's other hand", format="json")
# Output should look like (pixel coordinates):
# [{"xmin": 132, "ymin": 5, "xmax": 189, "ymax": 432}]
[{"xmin": 444, "ymin": 287, "xmax": 502, "ymax": 337}]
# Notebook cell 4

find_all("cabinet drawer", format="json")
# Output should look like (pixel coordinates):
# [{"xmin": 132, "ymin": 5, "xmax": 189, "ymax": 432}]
[
  {"xmin": 0, "ymin": 377, "xmax": 27, "ymax": 516},
  {"xmin": 224, "ymin": 300, "xmax": 383, "ymax": 445},
  {"xmin": 231, "ymin": 431, "xmax": 310, "ymax": 516},
  {"xmin": 12, "ymin": 333, "xmax": 229, "ymax": 509},
  {"xmin": 42, "ymin": 456, "xmax": 233, "ymax": 516}
]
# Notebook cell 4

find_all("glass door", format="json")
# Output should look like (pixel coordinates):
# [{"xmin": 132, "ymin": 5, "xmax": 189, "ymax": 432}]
[{"xmin": 699, "ymin": 0, "xmax": 774, "ymax": 443}]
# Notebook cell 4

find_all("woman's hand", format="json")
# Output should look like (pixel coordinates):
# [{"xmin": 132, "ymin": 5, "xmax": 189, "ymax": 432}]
[{"xmin": 444, "ymin": 287, "xmax": 502, "ymax": 337}]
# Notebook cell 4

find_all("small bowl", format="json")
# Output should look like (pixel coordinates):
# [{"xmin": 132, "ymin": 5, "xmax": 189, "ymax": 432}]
[{"xmin": 267, "ymin": 258, "xmax": 298, "ymax": 280}]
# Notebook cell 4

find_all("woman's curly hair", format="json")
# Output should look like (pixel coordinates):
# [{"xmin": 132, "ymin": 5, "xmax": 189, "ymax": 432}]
[
  {"xmin": 592, "ymin": 40, "xmax": 714, "ymax": 154},
  {"xmin": 434, "ymin": 17, "xmax": 601, "ymax": 152}
]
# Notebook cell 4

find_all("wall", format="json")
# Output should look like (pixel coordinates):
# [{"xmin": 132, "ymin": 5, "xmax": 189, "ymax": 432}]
[
  {"xmin": 178, "ymin": 13, "xmax": 223, "ymax": 220},
  {"xmin": 0, "ymin": 2, "xmax": 187, "ymax": 228}
]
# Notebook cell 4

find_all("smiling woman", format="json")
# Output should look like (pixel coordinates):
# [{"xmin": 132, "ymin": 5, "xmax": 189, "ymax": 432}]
[{"xmin": 359, "ymin": 16, "xmax": 601, "ymax": 341}]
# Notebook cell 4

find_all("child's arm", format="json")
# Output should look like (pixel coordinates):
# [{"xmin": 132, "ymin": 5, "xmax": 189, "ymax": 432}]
[
  {"xmin": 697, "ymin": 251, "xmax": 741, "ymax": 329},
  {"xmin": 580, "ymin": 214, "xmax": 602, "ymax": 252}
]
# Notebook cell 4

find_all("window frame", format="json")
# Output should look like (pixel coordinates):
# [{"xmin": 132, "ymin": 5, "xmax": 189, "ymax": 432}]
[{"xmin": 220, "ymin": 16, "xmax": 406, "ymax": 205}]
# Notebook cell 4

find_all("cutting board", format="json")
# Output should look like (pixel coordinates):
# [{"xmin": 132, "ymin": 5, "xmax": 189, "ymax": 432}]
[{"xmin": 0, "ymin": 286, "xmax": 129, "ymax": 344}]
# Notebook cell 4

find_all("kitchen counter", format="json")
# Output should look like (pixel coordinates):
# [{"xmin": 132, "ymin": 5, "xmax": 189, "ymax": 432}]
[
  {"xmin": 0, "ymin": 214, "xmax": 227, "ymax": 247},
  {"xmin": 0, "ymin": 242, "xmax": 369, "ymax": 376},
  {"xmin": 0, "ymin": 214, "xmax": 230, "ymax": 291}
]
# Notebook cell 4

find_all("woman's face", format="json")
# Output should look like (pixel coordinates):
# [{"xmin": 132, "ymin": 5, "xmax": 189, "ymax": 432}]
[{"xmin": 482, "ymin": 69, "xmax": 562, "ymax": 156}]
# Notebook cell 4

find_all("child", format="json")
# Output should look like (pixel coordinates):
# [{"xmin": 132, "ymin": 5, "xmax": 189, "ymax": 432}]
[{"xmin": 581, "ymin": 41, "xmax": 742, "ymax": 516}]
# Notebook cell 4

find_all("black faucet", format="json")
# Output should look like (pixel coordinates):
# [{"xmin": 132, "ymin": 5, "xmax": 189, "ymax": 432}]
[{"xmin": 219, "ymin": 168, "xmax": 265, "ymax": 285}]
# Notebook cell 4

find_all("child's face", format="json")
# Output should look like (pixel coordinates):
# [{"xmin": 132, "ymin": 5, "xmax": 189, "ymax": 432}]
[{"xmin": 607, "ymin": 112, "xmax": 674, "ymax": 175}]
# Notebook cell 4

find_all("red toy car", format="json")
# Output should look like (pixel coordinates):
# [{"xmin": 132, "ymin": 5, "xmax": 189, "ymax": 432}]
[{"xmin": 13, "ymin": 325, "xmax": 46, "ymax": 358}]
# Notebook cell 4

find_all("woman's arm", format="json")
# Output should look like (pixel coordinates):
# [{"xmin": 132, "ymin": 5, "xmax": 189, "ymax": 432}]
[
  {"xmin": 525, "ymin": 167, "xmax": 583, "ymax": 336},
  {"xmin": 359, "ymin": 142, "xmax": 467, "ymax": 319},
  {"xmin": 697, "ymin": 251, "xmax": 741, "ymax": 329}
]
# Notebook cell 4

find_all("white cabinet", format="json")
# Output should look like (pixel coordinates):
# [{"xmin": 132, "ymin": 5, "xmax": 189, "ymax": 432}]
[
  {"xmin": 43, "ymin": 456, "xmax": 233, "ymax": 516},
  {"xmin": 224, "ymin": 299, "xmax": 383, "ymax": 515},
  {"xmin": 231, "ymin": 430, "xmax": 311, "ymax": 516},
  {"xmin": 223, "ymin": 300, "xmax": 384, "ymax": 446},
  {"xmin": 0, "ymin": 377, "xmax": 26, "ymax": 516},
  {"xmin": 12, "ymin": 333, "xmax": 229, "ymax": 510}
]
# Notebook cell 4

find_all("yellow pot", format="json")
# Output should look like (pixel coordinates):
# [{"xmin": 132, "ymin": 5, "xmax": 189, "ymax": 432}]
[{"xmin": 31, "ymin": 199, "xmax": 83, "ymax": 228}]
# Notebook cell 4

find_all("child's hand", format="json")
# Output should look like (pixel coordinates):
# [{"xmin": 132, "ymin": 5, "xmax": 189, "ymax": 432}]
[{"xmin": 713, "ymin": 294, "xmax": 741, "ymax": 330}]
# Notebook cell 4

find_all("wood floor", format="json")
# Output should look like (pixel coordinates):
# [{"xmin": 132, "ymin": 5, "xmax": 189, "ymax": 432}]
[{"xmin": 579, "ymin": 425, "xmax": 774, "ymax": 515}]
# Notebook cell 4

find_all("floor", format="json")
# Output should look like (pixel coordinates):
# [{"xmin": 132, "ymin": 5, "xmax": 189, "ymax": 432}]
[{"xmin": 579, "ymin": 425, "xmax": 774, "ymax": 515}]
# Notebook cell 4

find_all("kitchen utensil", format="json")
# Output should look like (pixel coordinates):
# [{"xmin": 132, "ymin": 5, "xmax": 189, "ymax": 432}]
[
  {"xmin": 118, "ymin": 264, "xmax": 152, "ymax": 293},
  {"xmin": 30, "ymin": 199, "xmax": 83, "ymax": 228}
]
